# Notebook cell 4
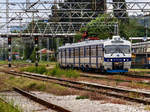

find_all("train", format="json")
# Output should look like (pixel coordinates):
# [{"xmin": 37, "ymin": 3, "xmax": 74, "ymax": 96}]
[{"xmin": 58, "ymin": 35, "xmax": 132, "ymax": 73}]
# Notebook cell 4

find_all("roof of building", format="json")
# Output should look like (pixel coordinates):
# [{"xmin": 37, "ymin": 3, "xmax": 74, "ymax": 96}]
[{"xmin": 38, "ymin": 48, "xmax": 55, "ymax": 54}]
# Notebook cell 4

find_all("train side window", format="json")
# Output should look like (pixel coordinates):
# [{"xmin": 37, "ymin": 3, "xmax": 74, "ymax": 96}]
[
  {"xmin": 62, "ymin": 49, "xmax": 65, "ymax": 58},
  {"xmin": 75, "ymin": 48, "xmax": 79, "ymax": 58},
  {"xmin": 84, "ymin": 47, "xmax": 86, "ymax": 57},
  {"xmin": 80, "ymin": 47, "xmax": 84, "ymax": 57},
  {"xmin": 91, "ymin": 46, "xmax": 96, "ymax": 57},
  {"xmin": 98, "ymin": 46, "xmax": 102, "ymax": 56},
  {"xmin": 70, "ymin": 48, "xmax": 73, "ymax": 58},
  {"xmin": 65, "ymin": 49, "xmax": 67, "ymax": 57},
  {"xmin": 66, "ymin": 49, "xmax": 68, "ymax": 58},
  {"xmin": 86, "ymin": 47, "xmax": 89, "ymax": 57},
  {"xmin": 69, "ymin": 48, "xmax": 71, "ymax": 58}
]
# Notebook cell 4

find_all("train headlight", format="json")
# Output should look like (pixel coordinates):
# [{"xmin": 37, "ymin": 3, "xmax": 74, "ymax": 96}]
[
  {"xmin": 124, "ymin": 59, "xmax": 126, "ymax": 61},
  {"xmin": 110, "ymin": 59, "xmax": 112, "ymax": 62}
]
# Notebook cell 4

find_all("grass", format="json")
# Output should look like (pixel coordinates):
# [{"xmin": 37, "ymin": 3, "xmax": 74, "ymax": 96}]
[
  {"xmin": 20, "ymin": 65, "xmax": 80, "ymax": 78},
  {"xmin": 0, "ymin": 73, "xmax": 128, "ymax": 105},
  {"xmin": 20, "ymin": 65, "xmax": 47, "ymax": 74},
  {"xmin": 0, "ymin": 61, "xmax": 7, "ymax": 65},
  {"xmin": 46, "ymin": 66, "xmax": 80, "ymax": 78},
  {"xmin": 130, "ymin": 81, "xmax": 150, "ymax": 89},
  {"xmin": 129, "ymin": 69, "xmax": 150, "ymax": 76},
  {"xmin": 76, "ymin": 96, "xmax": 88, "ymax": 100},
  {"xmin": 0, "ymin": 100, "xmax": 21, "ymax": 112},
  {"xmin": 144, "ymin": 105, "xmax": 150, "ymax": 111},
  {"xmin": 128, "ymin": 92, "xmax": 141, "ymax": 99},
  {"xmin": 0, "ymin": 73, "xmax": 75, "ymax": 96},
  {"xmin": 38, "ymin": 61, "xmax": 56, "ymax": 66},
  {"xmin": 130, "ymin": 69, "xmax": 150, "ymax": 72},
  {"xmin": 0, "ymin": 60, "xmax": 31, "ymax": 65}
]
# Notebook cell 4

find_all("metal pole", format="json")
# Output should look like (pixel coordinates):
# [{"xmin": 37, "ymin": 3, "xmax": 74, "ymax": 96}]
[
  {"xmin": 146, "ymin": 24, "xmax": 148, "ymax": 64},
  {"xmin": 6, "ymin": 0, "xmax": 12, "ymax": 67},
  {"xmin": 47, "ymin": 37, "xmax": 50, "ymax": 61},
  {"xmin": 39, "ymin": 37, "xmax": 42, "ymax": 61}
]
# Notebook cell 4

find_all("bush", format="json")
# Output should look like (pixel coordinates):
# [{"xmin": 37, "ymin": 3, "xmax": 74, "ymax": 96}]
[
  {"xmin": 65, "ymin": 69, "xmax": 80, "ymax": 78},
  {"xmin": 47, "ymin": 66, "xmax": 80, "ymax": 78},
  {"xmin": 21, "ymin": 65, "xmax": 47, "ymax": 74},
  {"xmin": 21, "ymin": 65, "xmax": 80, "ymax": 78},
  {"xmin": 47, "ymin": 66, "xmax": 64, "ymax": 77}
]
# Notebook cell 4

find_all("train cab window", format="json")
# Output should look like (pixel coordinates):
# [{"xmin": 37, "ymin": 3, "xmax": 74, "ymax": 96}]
[{"xmin": 105, "ymin": 45, "xmax": 130, "ymax": 54}]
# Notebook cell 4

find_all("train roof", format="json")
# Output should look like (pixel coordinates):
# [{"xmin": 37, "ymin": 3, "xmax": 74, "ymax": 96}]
[
  {"xmin": 59, "ymin": 40, "xmax": 107, "ymax": 49},
  {"xmin": 132, "ymin": 41, "xmax": 150, "ymax": 46},
  {"xmin": 58, "ymin": 36, "xmax": 131, "ymax": 49}
]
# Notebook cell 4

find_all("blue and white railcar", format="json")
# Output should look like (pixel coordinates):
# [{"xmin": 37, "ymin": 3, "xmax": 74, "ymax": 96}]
[{"xmin": 58, "ymin": 36, "xmax": 131, "ymax": 73}]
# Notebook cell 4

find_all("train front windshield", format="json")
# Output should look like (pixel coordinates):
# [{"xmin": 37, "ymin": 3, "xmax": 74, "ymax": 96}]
[{"xmin": 105, "ymin": 45, "xmax": 130, "ymax": 54}]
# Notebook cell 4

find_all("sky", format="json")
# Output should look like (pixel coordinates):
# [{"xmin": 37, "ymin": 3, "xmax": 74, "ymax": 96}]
[{"xmin": 7, "ymin": 0, "xmax": 150, "ymax": 2}]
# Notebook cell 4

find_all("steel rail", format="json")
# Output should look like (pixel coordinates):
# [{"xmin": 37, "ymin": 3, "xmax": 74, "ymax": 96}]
[
  {"xmin": 80, "ymin": 73, "xmax": 150, "ymax": 86},
  {"xmin": 13, "ymin": 87, "xmax": 71, "ymax": 112},
  {"xmin": 80, "ymin": 72, "xmax": 150, "ymax": 80},
  {"xmin": 3, "ymin": 70, "xmax": 150, "ymax": 105},
  {"xmin": 22, "ymin": 72, "xmax": 150, "ymax": 97}
]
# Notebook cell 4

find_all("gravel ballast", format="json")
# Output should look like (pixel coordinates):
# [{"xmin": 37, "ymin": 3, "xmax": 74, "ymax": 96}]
[{"xmin": 32, "ymin": 91, "xmax": 149, "ymax": 112}]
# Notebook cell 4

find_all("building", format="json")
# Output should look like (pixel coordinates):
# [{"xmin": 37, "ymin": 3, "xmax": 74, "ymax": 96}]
[{"xmin": 132, "ymin": 41, "xmax": 150, "ymax": 68}]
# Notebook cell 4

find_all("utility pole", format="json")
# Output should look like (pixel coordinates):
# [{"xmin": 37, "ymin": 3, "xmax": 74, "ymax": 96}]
[
  {"xmin": 34, "ymin": 36, "xmax": 39, "ymax": 66},
  {"xmin": 8, "ymin": 37, "xmax": 11, "ymax": 67},
  {"xmin": 25, "ymin": 1, "xmax": 39, "ymax": 66},
  {"xmin": 47, "ymin": 37, "xmax": 50, "ymax": 61},
  {"xmin": 39, "ymin": 37, "xmax": 42, "ymax": 61},
  {"xmin": 142, "ymin": 10, "xmax": 149, "ymax": 65},
  {"xmin": 6, "ymin": 0, "xmax": 11, "ymax": 67},
  {"xmin": 114, "ymin": 22, "xmax": 119, "ymax": 35}
]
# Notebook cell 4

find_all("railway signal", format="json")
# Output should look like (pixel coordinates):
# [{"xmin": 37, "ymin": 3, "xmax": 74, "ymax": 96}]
[
  {"xmin": 34, "ymin": 36, "xmax": 38, "ymax": 45},
  {"xmin": 34, "ymin": 36, "xmax": 39, "ymax": 67},
  {"xmin": 8, "ymin": 37, "xmax": 11, "ymax": 45},
  {"xmin": 8, "ymin": 37, "xmax": 12, "ymax": 67},
  {"xmin": 82, "ymin": 31, "xmax": 88, "ymax": 41}
]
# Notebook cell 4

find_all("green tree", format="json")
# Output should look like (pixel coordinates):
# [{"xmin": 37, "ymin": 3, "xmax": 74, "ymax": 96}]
[
  {"xmin": 77, "ymin": 14, "xmax": 118, "ymax": 40},
  {"xmin": 76, "ymin": 14, "xmax": 147, "ymax": 41},
  {"xmin": 24, "ymin": 44, "xmax": 34, "ymax": 60},
  {"xmin": 30, "ymin": 47, "xmax": 39, "ymax": 62},
  {"xmin": 119, "ymin": 18, "xmax": 146, "ymax": 40}
]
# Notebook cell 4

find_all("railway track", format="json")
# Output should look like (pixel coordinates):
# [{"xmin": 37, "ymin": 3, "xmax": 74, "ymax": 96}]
[
  {"xmin": 80, "ymin": 73, "xmax": 150, "ymax": 85},
  {"xmin": 2, "ymin": 70, "xmax": 150, "ymax": 105},
  {"xmin": 13, "ymin": 87, "xmax": 71, "ymax": 112},
  {"xmin": 80, "ymin": 71, "xmax": 150, "ymax": 79}
]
